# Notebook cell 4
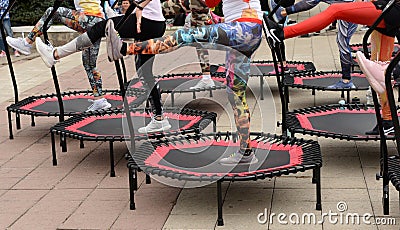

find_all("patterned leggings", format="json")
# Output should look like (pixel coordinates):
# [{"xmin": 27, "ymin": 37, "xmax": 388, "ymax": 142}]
[
  {"xmin": 126, "ymin": 22, "xmax": 262, "ymax": 152},
  {"xmin": 29, "ymin": 7, "xmax": 104, "ymax": 97}
]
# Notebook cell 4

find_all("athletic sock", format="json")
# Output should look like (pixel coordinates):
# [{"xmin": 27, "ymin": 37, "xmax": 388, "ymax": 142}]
[{"xmin": 57, "ymin": 33, "xmax": 93, "ymax": 58}]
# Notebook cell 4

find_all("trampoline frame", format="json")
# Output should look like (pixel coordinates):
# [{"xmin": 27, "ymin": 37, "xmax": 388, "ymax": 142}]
[
  {"xmin": 285, "ymin": 103, "xmax": 400, "ymax": 141},
  {"xmin": 50, "ymin": 107, "xmax": 217, "ymax": 177},
  {"xmin": 129, "ymin": 72, "xmax": 227, "ymax": 107},
  {"xmin": 127, "ymin": 132, "xmax": 322, "ymax": 226}
]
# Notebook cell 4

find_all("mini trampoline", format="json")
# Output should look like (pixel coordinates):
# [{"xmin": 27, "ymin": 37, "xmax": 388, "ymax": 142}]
[
  {"xmin": 129, "ymin": 73, "xmax": 226, "ymax": 106},
  {"xmin": 284, "ymin": 71, "xmax": 370, "ymax": 103},
  {"xmin": 50, "ymin": 108, "xmax": 217, "ymax": 177},
  {"xmin": 6, "ymin": 90, "xmax": 144, "ymax": 139},
  {"xmin": 210, "ymin": 60, "xmax": 316, "ymax": 100},
  {"xmin": 127, "ymin": 132, "xmax": 322, "ymax": 226},
  {"xmin": 286, "ymin": 104, "xmax": 399, "ymax": 141},
  {"xmin": 3, "ymin": 1, "xmax": 136, "ymax": 140}
]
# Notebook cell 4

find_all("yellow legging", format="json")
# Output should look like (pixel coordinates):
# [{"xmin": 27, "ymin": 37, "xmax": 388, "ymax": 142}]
[{"xmin": 370, "ymin": 31, "xmax": 395, "ymax": 121}]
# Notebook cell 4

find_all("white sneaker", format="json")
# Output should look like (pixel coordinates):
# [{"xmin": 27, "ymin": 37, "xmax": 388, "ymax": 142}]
[
  {"xmin": 86, "ymin": 98, "xmax": 112, "ymax": 112},
  {"xmin": 189, "ymin": 79, "xmax": 216, "ymax": 89},
  {"xmin": 138, "ymin": 117, "xmax": 172, "ymax": 134},
  {"xmin": 219, "ymin": 151, "xmax": 258, "ymax": 166},
  {"xmin": 35, "ymin": 37, "xmax": 57, "ymax": 68},
  {"xmin": 105, "ymin": 19, "xmax": 123, "ymax": 62},
  {"xmin": 6, "ymin": 37, "xmax": 32, "ymax": 55}
]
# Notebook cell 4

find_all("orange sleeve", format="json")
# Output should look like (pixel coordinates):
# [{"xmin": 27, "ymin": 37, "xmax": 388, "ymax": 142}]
[{"xmin": 205, "ymin": 0, "xmax": 221, "ymax": 8}]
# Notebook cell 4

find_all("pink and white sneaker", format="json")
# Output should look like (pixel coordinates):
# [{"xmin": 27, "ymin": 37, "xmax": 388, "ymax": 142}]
[{"xmin": 356, "ymin": 51, "xmax": 389, "ymax": 94}]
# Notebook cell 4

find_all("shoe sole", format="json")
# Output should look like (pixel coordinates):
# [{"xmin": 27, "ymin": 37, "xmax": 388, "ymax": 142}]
[
  {"xmin": 106, "ymin": 20, "xmax": 122, "ymax": 62},
  {"xmin": 6, "ymin": 38, "xmax": 31, "ymax": 56},
  {"xmin": 106, "ymin": 20, "xmax": 114, "ymax": 62},
  {"xmin": 138, "ymin": 125, "xmax": 172, "ymax": 134},
  {"xmin": 356, "ymin": 51, "xmax": 385, "ymax": 94},
  {"xmin": 36, "ymin": 39, "xmax": 54, "ymax": 68}
]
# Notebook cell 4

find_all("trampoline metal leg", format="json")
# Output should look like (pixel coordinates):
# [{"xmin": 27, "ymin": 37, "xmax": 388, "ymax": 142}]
[
  {"xmin": 51, "ymin": 132, "xmax": 57, "ymax": 166},
  {"xmin": 61, "ymin": 135, "xmax": 67, "ymax": 152},
  {"xmin": 213, "ymin": 117, "xmax": 217, "ymax": 132},
  {"xmin": 8, "ymin": 110, "xmax": 13, "ymax": 139},
  {"xmin": 192, "ymin": 91, "xmax": 196, "ymax": 100},
  {"xmin": 16, "ymin": 112, "xmax": 21, "ymax": 130},
  {"xmin": 171, "ymin": 92, "xmax": 175, "ymax": 107},
  {"xmin": 260, "ymin": 76, "xmax": 264, "ymax": 100},
  {"xmin": 146, "ymin": 174, "xmax": 151, "ymax": 184},
  {"xmin": 284, "ymin": 86, "xmax": 290, "ymax": 107},
  {"xmin": 284, "ymin": 89, "xmax": 289, "ymax": 111},
  {"xmin": 31, "ymin": 115, "xmax": 35, "ymax": 127},
  {"xmin": 217, "ymin": 180, "xmax": 224, "ymax": 226},
  {"xmin": 383, "ymin": 184, "xmax": 389, "ymax": 215},
  {"xmin": 312, "ymin": 168, "xmax": 317, "ymax": 184},
  {"xmin": 315, "ymin": 167, "xmax": 322, "ymax": 211},
  {"xmin": 347, "ymin": 91, "xmax": 351, "ymax": 103},
  {"xmin": 129, "ymin": 165, "xmax": 137, "ymax": 210},
  {"xmin": 109, "ymin": 141, "xmax": 116, "ymax": 177},
  {"xmin": 80, "ymin": 139, "xmax": 84, "ymax": 148},
  {"xmin": 209, "ymin": 89, "xmax": 213, "ymax": 97}
]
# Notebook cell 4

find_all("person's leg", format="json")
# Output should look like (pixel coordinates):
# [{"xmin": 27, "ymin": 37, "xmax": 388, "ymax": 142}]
[
  {"xmin": 83, "ymin": 38, "xmax": 112, "ymax": 111},
  {"xmin": 133, "ymin": 19, "xmax": 171, "ymax": 133},
  {"xmin": 328, "ymin": 20, "xmax": 358, "ymax": 89},
  {"xmin": 188, "ymin": 0, "xmax": 215, "ymax": 89},
  {"xmin": 283, "ymin": 2, "xmax": 384, "ymax": 39},
  {"xmin": 28, "ymin": 7, "xmax": 88, "ymax": 42},
  {"xmin": 3, "ymin": 18, "xmax": 20, "ymax": 56},
  {"xmin": 214, "ymin": 22, "xmax": 262, "ymax": 165},
  {"xmin": 226, "ymin": 52, "xmax": 252, "ymax": 154},
  {"xmin": 373, "ymin": 32, "xmax": 394, "ymax": 123},
  {"xmin": 0, "ymin": 21, "xmax": 5, "ymax": 52},
  {"xmin": 363, "ymin": 31, "xmax": 395, "ymax": 135},
  {"xmin": 7, "ymin": 7, "xmax": 87, "ymax": 55},
  {"xmin": 55, "ymin": 15, "xmax": 138, "ymax": 59}
]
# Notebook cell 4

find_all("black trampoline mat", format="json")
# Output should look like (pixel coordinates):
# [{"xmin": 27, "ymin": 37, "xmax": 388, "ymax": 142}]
[
  {"xmin": 307, "ymin": 112, "xmax": 379, "ymax": 136},
  {"xmin": 152, "ymin": 145, "xmax": 292, "ymax": 174},
  {"xmin": 301, "ymin": 76, "xmax": 369, "ymax": 88},
  {"xmin": 28, "ymin": 98, "xmax": 123, "ymax": 114},
  {"xmin": 158, "ymin": 78, "xmax": 225, "ymax": 92},
  {"xmin": 71, "ymin": 115, "xmax": 193, "ymax": 137}
]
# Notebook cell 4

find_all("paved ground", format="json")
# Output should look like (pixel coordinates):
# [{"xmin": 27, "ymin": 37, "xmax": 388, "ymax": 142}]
[{"xmin": 1, "ymin": 6, "xmax": 400, "ymax": 230}]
